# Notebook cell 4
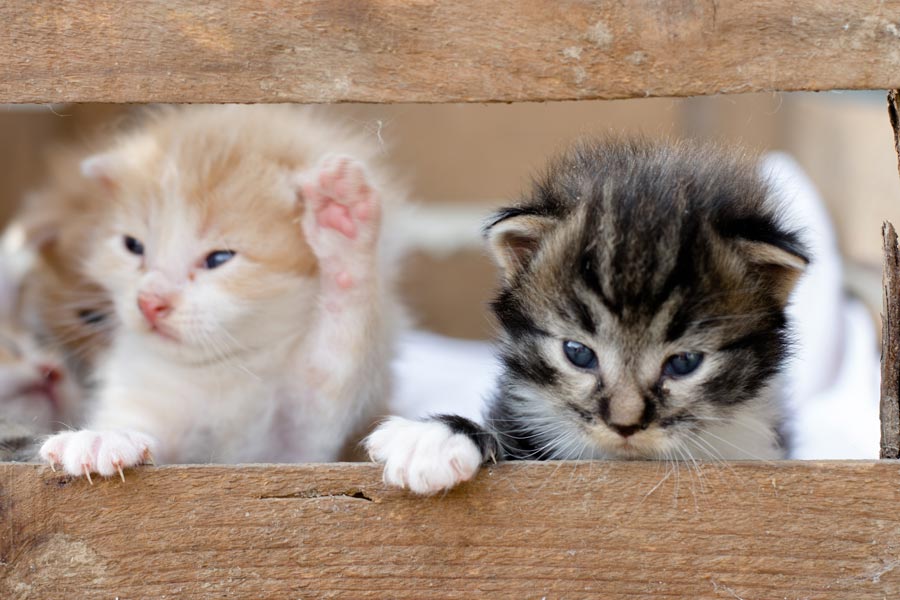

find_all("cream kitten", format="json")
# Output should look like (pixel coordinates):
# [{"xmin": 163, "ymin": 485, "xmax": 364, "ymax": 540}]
[{"xmin": 40, "ymin": 105, "xmax": 402, "ymax": 479}]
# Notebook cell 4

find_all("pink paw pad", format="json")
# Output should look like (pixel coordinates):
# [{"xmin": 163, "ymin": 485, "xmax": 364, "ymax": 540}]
[
  {"xmin": 316, "ymin": 201, "xmax": 357, "ymax": 239},
  {"xmin": 335, "ymin": 272, "xmax": 354, "ymax": 289},
  {"xmin": 300, "ymin": 155, "xmax": 380, "ymax": 243}
]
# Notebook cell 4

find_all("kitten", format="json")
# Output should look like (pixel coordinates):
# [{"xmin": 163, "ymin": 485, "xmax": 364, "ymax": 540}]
[
  {"xmin": 0, "ymin": 324, "xmax": 80, "ymax": 440},
  {"xmin": 0, "ymin": 222, "xmax": 82, "ymax": 459},
  {"xmin": 366, "ymin": 138, "xmax": 809, "ymax": 495},
  {"xmin": 39, "ymin": 105, "xmax": 404, "ymax": 480},
  {"xmin": 18, "ymin": 146, "xmax": 117, "ymax": 380}
]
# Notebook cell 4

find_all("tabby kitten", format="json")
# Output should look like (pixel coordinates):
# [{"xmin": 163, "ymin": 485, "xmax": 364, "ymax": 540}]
[{"xmin": 367, "ymin": 138, "xmax": 809, "ymax": 494}]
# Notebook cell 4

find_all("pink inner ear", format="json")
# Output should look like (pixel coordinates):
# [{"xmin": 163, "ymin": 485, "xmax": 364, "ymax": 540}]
[{"xmin": 81, "ymin": 155, "xmax": 117, "ymax": 193}]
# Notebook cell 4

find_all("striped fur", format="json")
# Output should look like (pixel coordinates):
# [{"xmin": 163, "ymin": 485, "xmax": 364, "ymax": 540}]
[{"xmin": 368, "ymin": 138, "xmax": 809, "ymax": 493}]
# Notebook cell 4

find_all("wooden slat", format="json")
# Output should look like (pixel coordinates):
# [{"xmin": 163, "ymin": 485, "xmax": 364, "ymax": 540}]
[
  {"xmin": 885, "ymin": 93, "xmax": 900, "ymax": 459},
  {"xmin": 2, "ymin": 1, "xmax": 900, "ymax": 104},
  {"xmin": 1, "ymin": 461, "xmax": 899, "ymax": 598},
  {"xmin": 882, "ymin": 222, "xmax": 900, "ymax": 458}
]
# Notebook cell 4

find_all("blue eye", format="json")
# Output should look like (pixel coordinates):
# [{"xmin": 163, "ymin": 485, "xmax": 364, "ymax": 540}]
[
  {"xmin": 664, "ymin": 352, "xmax": 704, "ymax": 378},
  {"xmin": 204, "ymin": 250, "xmax": 236, "ymax": 269},
  {"xmin": 124, "ymin": 235, "xmax": 144, "ymax": 256},
  {"xmin": 563, "ymin": 340, "xmax": 598, "ymax": 369}
]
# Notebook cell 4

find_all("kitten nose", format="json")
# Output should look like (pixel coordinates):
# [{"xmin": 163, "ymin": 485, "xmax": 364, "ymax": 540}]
[
  {"xmin": 138, "ymin": 294, "xmax": 173, "ymax": 325},
  {"xmin": 599, "ymin": 394, "xmax": 654, "ymax": 438},
  {"xmin": 608, "ymin": 423, "xmax": 644, "ymax": 438},
  {"xmin": 38, "ymin": 363, "xmax": 63, "ymax": 384}
]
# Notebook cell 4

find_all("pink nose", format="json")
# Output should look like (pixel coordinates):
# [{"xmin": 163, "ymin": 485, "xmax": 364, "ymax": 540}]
[
  {"xmin": 38, "ymin": 363, "xmax": 63, "ymax": 384},
  {"xmin": 137, "ymin": 294, "xmax": 173, "ymax": 325}
]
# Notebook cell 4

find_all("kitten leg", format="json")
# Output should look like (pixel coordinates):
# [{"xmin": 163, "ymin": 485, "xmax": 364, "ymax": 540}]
[
  {"xmin": 294, "ymin": 155, "xmax": 389, "ymax": 459},
  {"xmin": 40, "ymin": 429, "xmax": 157, "ymax": 481},
  {"xmin": 365, "ymin": 415, "xmax": 501, "ymax": 495}
]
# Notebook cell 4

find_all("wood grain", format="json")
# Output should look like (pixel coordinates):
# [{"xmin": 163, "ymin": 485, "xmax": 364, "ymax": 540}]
[
  {"xmin": 2, "ymin": 1, "xmax": 900, "ymax": 104},
  {"xmin": 883, "ymin": 223, "xmax": 900, "ymax": 459},
  {"xmin": 886, "ymin": 94, "xmax": 900, "ymax": 459},
  {"xmin": 1, "ymin": 461, "xmax": 899, "ymax": 598}
]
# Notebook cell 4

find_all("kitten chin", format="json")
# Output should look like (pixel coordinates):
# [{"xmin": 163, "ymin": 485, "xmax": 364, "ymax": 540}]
[
  {"xmin": 38, "ymin": 105, "xmax": 406, "ymax": 477},
  {"xmin": 367, "ymin": 136, "xmax": 808, "ymax": 495}
]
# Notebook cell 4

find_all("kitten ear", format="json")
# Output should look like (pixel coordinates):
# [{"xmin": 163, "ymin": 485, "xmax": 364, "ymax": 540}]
[
  {"xmin": 485, "ymin": 209, "xmax": 556, "ymax": 278},
  {"xmin": 80, "ymin": 153, "xmax": 120, "ymax": 192},
  {"xmin": 737, "ymin": 237, "xmax": 809, "ymax": 305},
  {"xmin": 80, "ymin": 136, "xmax": 159, "ymax": 192}
]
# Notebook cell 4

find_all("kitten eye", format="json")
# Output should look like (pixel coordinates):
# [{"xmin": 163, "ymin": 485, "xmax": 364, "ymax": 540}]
[
  {"xmin": 77, "ymin": 308, "xmax": 106, "ymax": 326},
  {"xmin": 663, "ymin": 352, "xmax": 704, "ymax": 378},
  {"xmin": 563, "ymin": 340, "xmax": 598, "ymax": 369},
  {"xmin": 204, "ymin": 250, "xmax": 236, "ymax": 269},
  {"xmin": 123, "ymin": 235, "xmax": 144, "ymax": 256}
]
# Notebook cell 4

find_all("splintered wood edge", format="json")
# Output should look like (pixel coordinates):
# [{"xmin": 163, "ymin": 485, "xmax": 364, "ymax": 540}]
[
  {"xmin": 1, "ymin": 461, "xmax": 900, "ymax": 598},
  {"xmin": 1, "ymin": 0, "xmax": 900, "ymax": 103},
  {"xmin": 883, "ymin": 222, "xmax": 900, "ymax": 458},
  {"xmin": 889, "ymin": 91, "xmax": 900, "ymax": 177},
  {"xmin": 882, "ymin": 222, "xmax": 900, "ymax": 458},
  {"xmin": 885, "ymin": 92, "xmax": 900, "ymax": 459}
]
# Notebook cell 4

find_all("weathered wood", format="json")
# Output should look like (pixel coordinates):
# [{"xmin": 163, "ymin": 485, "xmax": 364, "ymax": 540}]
[
  {"xmin": 890, "ymin": 91, "xmax": 900, "ymax": 176},
  {"xmin": 886, "ymin": 94, "xmax": 900, "ymax": 459},
  {"xmin": 883, "ymin": 224, "xmax": 900, "ymax": 459},
  {"xmin": 2, "ymin": 1, "xmax": 900, "ymax": 104},
  {"xmin": 1, "ymin": 462, "xmax": 899, "ymax": 598}
]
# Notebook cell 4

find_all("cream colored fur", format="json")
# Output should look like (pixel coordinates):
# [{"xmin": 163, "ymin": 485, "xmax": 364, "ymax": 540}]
[{"xmin": 40, "ymin": 106, "xmax": 405, "ymax": 477}]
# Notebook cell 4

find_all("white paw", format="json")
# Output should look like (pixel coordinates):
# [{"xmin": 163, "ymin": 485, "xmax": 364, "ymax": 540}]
[
  {"xmin": 40, "ymin": 429, "xmax": 158, "ymax": 482},
  {"xmin": 365, "ymin": 417, "xmax": 483, "ymax": 495}
]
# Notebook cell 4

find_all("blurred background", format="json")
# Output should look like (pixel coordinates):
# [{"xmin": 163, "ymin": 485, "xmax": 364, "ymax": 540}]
[
  {"xmin": 0, "ymin": 92, "xmax": 893, "ymax": 457},
  {"xmin": 2, "ymin": 92, "xmax": 891, "ymax": 340}
]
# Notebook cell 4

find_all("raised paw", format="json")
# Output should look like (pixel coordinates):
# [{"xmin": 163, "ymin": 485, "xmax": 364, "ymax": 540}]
[
  {"xmin": 40, "ymin": 429, "xmax": 158, "ymax": 482},
  {"xmin": 298, "ymin": 155, "xmax": 381, "ymax": 273},
  {"xmin": 365, "ymin": 417, "xmax": 484, "ymax": 495}
]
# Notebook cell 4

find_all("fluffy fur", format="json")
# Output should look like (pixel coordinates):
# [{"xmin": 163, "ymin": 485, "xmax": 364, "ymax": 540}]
[
  {"xmin": 18, "ymin": 146, "xmax": 116, "ymax": 380},
  {"xmin": 367, "ymin": 137, "xmax": 809, "ymax": 495},
  {"xmin": 39, "ymin": 105, "xmax": 405, "ymax": 478},
  {"xmin": 0, "ymin": 221, "xmax": 82, "ymax": 459}
]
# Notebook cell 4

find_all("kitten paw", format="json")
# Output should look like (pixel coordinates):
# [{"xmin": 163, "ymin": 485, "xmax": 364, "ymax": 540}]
[
  {"xmin": 40, "ymin": 429, "xmax": 157, "ymax": 482},
  {"xmin": 365, "ymin": 417, "xmax": 483, "ymax": 495},
  {"xmin": 299, "ymin": 155, "xmax": 381, "ymax": 285}
]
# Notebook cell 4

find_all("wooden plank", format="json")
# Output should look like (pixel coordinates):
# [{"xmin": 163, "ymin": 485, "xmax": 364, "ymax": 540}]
[
  {"xmin": 883, "ymin": 223, "xmax": 900, "ymax": 458},
  {"xmin": 2, "ymin": 1, "xmax": 900, "ymax": 104},
  {"xmin": 1, "ymin": 461, "xmax": 899, "ymax": 598},
  {"xmin": 885, "ymin": 93, "xmax": 900, "ymax": 459}
]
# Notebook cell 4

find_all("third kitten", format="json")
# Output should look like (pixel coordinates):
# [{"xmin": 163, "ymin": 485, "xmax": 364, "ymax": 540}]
[{"xmin": 367, "ymin": 137, "xmax": 809, "ymax": 494}]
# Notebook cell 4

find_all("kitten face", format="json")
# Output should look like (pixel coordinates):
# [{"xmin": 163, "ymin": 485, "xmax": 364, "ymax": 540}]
[
  {"xmin": 488, "ymin": 139, "xmax": 807, "ymax": 460},
  {"xmin": 0, "ymin": 325, "xmax": 78, "ymax": 433},
  {"xmin": 84, "ymin": 117, "xmax": 318, "ymax": 363},
  {"xmin": 17, "ymin": 147, "xmax": 119, "ymax": 375}
]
